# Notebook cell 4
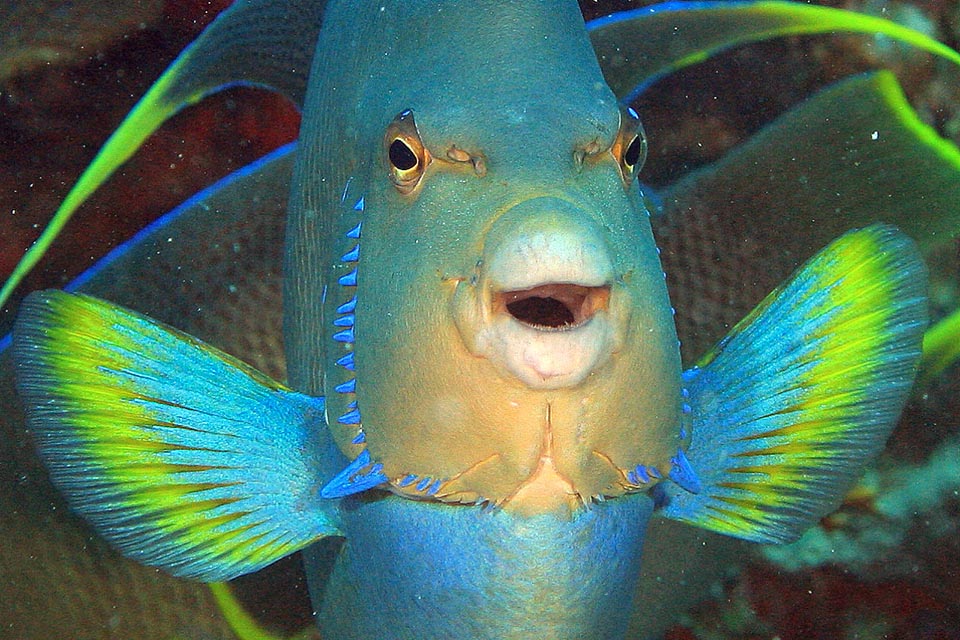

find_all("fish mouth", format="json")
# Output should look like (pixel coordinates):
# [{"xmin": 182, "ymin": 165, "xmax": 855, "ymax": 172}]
[
  {"xmin": 481, "ymin": 278, "xmax": 616, "ymax": 389},
  {"xmin": 454, "ymin": 198, "xmax": 626, "ymax": 390},
  {"xmin": 451, "ymin": 197, "xmax": 625, "ymax": 390},
  {"xmin": 496, "ymin": 283, "xmax": 611, "ymax": 330}
]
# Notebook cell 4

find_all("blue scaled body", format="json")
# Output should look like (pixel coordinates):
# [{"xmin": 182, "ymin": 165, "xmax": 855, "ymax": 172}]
[
  {"xmin": 5, "ymin": 0, "xmax": 945, "ymax": 638},
  {"xmin": 313, "ymin": 494, "xmax": 654, "ymax": 638}
]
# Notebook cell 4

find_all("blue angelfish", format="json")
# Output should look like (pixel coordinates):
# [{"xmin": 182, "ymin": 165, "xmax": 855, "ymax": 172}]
[{"xmin": 6, "ymin": 1, "xmax": 939, "ymax": 638}]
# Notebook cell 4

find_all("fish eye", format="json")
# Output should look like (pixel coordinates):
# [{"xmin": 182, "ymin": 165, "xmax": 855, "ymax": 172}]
[
  {"xmin": 623, "ymin": 133, "xmax": 645, "ymax": 171},
  {"xmin": 385, "ymin": 109, "xmax": 431, "ymax": 194},
  {"xmin": 389, "ymin": 139, "xmax": 419, "ymax": 171},
  {"xmin": 611, "ymin": 107, "xmax": 647, "ymax": 187}
]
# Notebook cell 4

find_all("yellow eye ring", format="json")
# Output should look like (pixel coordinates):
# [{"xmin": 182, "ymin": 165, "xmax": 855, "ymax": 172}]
[
  {"xmin": 385, "ymin": 110, "xmax": 431, "ymax": 194},
  {"xmin": 611, "ymin": 107, "xmax": 647, "ymax": 187}
]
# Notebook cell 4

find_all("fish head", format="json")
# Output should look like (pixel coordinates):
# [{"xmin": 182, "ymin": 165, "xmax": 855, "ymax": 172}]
[{"xmin": 310, "ymin": 1, "xmax": 684, "ymax": 515}]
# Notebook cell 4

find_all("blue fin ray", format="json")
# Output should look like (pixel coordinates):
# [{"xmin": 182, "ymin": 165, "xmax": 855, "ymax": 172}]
[
  {"xmin": 12, "ymin": 290, "xmax": 340, "ymax": 581},
  {"xmin": 320, "ymin": 449, "xmax": 388, "ymax": 499},
  {"xmin": 661, "ymin": 224, "xmax": 926, "ymax": 543}
]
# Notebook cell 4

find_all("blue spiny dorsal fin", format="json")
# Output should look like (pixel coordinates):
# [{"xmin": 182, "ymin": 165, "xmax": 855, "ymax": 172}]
[
  {"xmin": 0, "ymin": 0, "xmax": 327, "ymax": 311},
  {"xmin": 12, "ymin": 290, "xmax": 340, "ymax": 581},
  {"xmin": 660, "ymin": 224, "xmax": 926, "ymax": 543}
]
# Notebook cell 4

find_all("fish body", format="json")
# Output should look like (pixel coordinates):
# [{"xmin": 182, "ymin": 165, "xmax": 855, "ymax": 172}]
[
  {"xmin": 3, "ymin": 1, "xmax": 939, "ymax": 638},
  {"xmin": 314, "ymin": 490, "xmax": 654, "ymax": 638},
  {"xmin": 279, "ymin": 3, "xmax": 679, "ymax": 634}
]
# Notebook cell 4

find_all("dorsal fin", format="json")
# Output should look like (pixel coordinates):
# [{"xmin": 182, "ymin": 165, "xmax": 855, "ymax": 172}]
[
  {"xmin": 588, "ymin": 0, "xmax": 960, "ymax": 101},
  {"xmin": 18, "ymin": 145, "xmax": 294, "ymax": 374},
  {"xmin": 651, "ymin": 71, "xmax": 960, "ymax": 366},
  {"xmin": 0, "ymin": 0, "xmax": 326, "ymax": 310}
]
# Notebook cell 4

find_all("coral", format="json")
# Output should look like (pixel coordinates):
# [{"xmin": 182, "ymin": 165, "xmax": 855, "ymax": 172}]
[{"xmin": 762, "ymin": 434, "xmax": 960, "ymax": 574}]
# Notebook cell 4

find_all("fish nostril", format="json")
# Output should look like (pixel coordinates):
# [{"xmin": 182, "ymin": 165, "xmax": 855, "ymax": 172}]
[{"xmin": 497, "ymin": 284, "xmax": 610, "ymax": 330}]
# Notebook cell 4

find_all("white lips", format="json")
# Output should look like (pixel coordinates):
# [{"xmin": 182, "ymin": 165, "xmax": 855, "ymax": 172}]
[
  {"xmin": 474, "ymin": 311, "xmax": 616, "ymax": 388},
  {"xmin": 454, "ymin": 198, "xmax": 622, "ymax": 390},
  {"xmin": 485, "ymin": 227, "xmax": 613, "ymax": 292}
]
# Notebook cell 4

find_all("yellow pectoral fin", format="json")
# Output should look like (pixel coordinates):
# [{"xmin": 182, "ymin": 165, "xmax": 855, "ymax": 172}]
[
  {"xmin": 661, "ymin": 224, "xmax": 926, "ymax": 543},
  {"xmin": 13, "ymin": 290, "xmax": 339, "ymax": 581}
]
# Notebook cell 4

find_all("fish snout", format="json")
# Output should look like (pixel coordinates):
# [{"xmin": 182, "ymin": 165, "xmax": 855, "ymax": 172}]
[{"xmin": 455, "ymin": 197, "xmax": 626, "ymax": 389}]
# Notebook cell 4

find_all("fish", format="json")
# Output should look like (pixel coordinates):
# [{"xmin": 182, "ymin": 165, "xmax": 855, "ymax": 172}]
[{"xmin": 3, "ymin": 1, "xmax": 960, "ymax": 638}]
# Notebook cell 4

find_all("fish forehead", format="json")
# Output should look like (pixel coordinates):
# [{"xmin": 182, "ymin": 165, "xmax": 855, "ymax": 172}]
[
  {"xmin": 347, "ymin": 0, "xmax": 619, "ymax": 157},
  {"xmin": 321, "ymin": 0, "xmax": 624, "ymax": 267},
  {"xmin": 399, "ymin": 19, "xmax": 620, "ymax": 167}
]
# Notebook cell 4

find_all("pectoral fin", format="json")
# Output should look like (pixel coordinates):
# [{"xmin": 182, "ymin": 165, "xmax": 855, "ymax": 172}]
[
  {"xmin": 13, "ymin": 290, "xmax": 339, "ymax": 581},
  {"xmin": 659, "ymin": 224, "xmax": 926, "ymax": 543}
]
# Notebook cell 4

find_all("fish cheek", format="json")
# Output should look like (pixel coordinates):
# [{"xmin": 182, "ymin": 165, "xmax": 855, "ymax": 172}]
[
  {"xmin": 366, "ymin": 356, "xmax": 550, "ymax": 504},
  {"xmin": 550, "ymin": 354, "xmax": 681, "ymax": 499},
  {"xmin": 350, "ymin": 277, "xmax": 547, "ymax": 503},
  {"xmin": 546, "ymin": 234, "xmax": 684, "ymax": 498}
]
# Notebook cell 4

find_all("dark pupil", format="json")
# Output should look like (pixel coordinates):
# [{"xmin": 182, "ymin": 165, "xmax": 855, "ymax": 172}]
[
  {"xmin": 624, "ymin": 135, "xmax": 642, "ymax": 169},
  {"xmin": 389, "ymin": 139, "xmax": 418, "ymax": 171}
]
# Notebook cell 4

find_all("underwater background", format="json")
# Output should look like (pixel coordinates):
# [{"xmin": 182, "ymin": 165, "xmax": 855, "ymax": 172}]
[{"xmin": 0, "ymin": 1, "xmax": 958, "ymax": 638}]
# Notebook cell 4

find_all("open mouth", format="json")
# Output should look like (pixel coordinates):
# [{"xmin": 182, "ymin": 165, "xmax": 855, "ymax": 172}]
[{"xmin": 496, "ymin": 284, "xmax": 611, "ymax": 330}]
